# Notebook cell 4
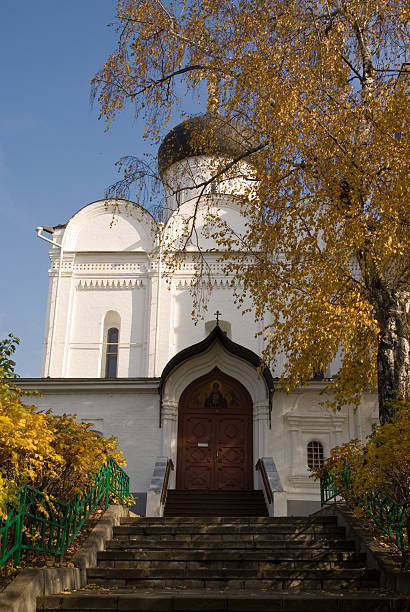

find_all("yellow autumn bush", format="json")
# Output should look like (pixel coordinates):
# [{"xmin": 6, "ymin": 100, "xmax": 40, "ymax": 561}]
[
  {"xmin": 312, "ymin": 399, "xmax": 410, "ymax": 505},
  {"xmin": 42, "ymin": 412, "xmax": 124, "ymax": 501},
  {"xmin": 0, "ymin": 335, "xmax": 125, "ymax": 517}
]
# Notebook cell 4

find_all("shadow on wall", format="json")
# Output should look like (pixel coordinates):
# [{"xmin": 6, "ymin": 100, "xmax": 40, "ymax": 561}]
[
  {"xmin": 128, "ymin": 286, "xmax": 147, "ymax": 376},
  {"xmin": 287, "ymin": 500, "xmax": 321, "ymax": 516},
  {"xmin": 129, "ymin": 492, "xmax": 147, "ymax": 516}
]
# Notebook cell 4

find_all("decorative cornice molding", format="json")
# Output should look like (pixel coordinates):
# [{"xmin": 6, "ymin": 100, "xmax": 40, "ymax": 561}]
[
  {"xmin": 288, "ymin": 475, "xmax": 320, "ymax": 489},
  {"xmin": 49, "ymin": 257, "xmax": 249, "ymax": 282},
  {"xmin": 253, "ymin": 402, "xmax": 270, "ymax": 420},
  {"xmin": 17, "ymin": 377, "xmax": 160, "ymax": 393},
  {"xmin": 161, "ymin": 402, "xmax": 178, "ymax": 421},
  {"xmin": 175, "ymin": 277, "xmax": 238, "ymax": 290},
  {"xmin": 75, "ymin": 262, "xmax": 146, "ymax": 272},
  {"xmin": 169, "ymin": 261, "xmax": 241, "ymax": 273},
  {"xmin": 76, "ymin": 279, "xmax": 144, "ymax": 290},
  {"xmin": 285, "ymin": 412, "xmax": 346, "ymax": 428},
  {"xmin": 50, "ymin": 261, "xmax": 74, "ymax": 271}
]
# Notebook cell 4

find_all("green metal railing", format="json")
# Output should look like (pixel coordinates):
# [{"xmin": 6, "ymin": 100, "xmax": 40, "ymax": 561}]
[
  {"xmin": 0, "ymin": 457, "xmax": 129, "ymax": 567},
  {"xmin": 320, "ymin": 466, "xmax": 409, "ymax": 566}
]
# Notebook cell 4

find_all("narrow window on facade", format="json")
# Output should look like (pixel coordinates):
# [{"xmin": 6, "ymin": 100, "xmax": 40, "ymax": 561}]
[
  {"xmin": 105, "ymin": 327, "xmax": 119, "ymax": 378},
  {"xmin": 101, "ymin": 310, "xmax": 121, "ymax": 378},
  {"xmin": 307, "ymin": 441, "xmax": 324, "ymax": 469}
]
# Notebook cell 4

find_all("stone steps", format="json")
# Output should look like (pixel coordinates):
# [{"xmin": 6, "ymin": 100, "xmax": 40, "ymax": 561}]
[
  {"xmin": 98, "ymin": 550, "xmax": 365, "ymax": 569},
  {"xmin": 106, "ymin": 538, "xmax": 356, "ymax": 549},
  {"xmin": 164, "ymin": 490, "xmax": 269, "ymax": 517},
  {"xmin": 37, "ymin": 591, "xmax": 410, "ymax": 611},
  {"xmin": 120, "ymin": 518, "xmax": 338, "ymax": 524},
  {"xmin": 100, "ymin": 548, "xmax": 359, "ymax": 560},
  {"xmin": 115, "ymin": 523, "xmax": 344, "ymax": 538},
  {"xmin": 112, "ymin": 534, "xmax": 347, "ymax": 544},
  {"xmin": 119, "ymin": 515, "xmax": 339, "ymax": 523},
  {"xmin": 37, "ymin": 514, "xmax": 408, "ymax": 611},
  {"xmin": 86, "ymin": 566, "xmax": 380, "ymax": 588}
]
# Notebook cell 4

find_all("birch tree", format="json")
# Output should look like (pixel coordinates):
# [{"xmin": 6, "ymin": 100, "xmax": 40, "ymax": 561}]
[{"xmin": 92, "ymin": 0, "xmax": 409, "ymax": 423}]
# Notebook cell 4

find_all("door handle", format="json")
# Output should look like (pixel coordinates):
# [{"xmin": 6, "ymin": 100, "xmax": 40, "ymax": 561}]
[{"xmin": 216, "ymin": 448, "xmax": 222, "ymax": 462}]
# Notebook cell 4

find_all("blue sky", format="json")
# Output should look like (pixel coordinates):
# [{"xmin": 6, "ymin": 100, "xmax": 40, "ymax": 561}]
[{"xmin": 0, "ymin": 1, "xmax": 199, "ymax": 376}]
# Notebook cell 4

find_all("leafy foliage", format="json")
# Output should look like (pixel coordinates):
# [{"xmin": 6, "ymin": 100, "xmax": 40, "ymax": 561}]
[
  {"xmin": 0, "ymin": 334, "xmax": 20, "ymax": 380},
  {"xmin": 0, "ymin": 337, "xmax": 124, "ymax": 518},
  {"xmin": 92, "ymin": 0, "xmax": 409, "ymax": 422},
  {"xmin": 311, "ymin": 398, "xmax": 410, "ymax": 504}
]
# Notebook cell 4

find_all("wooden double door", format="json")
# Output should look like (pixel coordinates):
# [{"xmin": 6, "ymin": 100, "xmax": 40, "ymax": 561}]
[{"xmin": 176, "ymin": 368, "xmax": 253, "ymax": 490}]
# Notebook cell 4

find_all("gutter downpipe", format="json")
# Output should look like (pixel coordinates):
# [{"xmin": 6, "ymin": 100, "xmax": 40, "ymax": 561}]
[{"xmin": 36, "ymin": 227, "xmax": 63, "ymax": 378}]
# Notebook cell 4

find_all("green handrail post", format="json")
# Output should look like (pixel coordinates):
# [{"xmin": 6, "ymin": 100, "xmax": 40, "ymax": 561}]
[
  {"xmin": 0, "ymin": 457, "xmax": 129, "ymax": 568},
  {"xmin": 105, "ymin": 484, "xmax": 109, "ymax": 508},
  {"xmin": 320, "ymin": 465, "xmax": 409, "ymax": 567},
  {"xmin": 320, "ymin": 475, "xmax": 325, "ymax": 506},
  {"xmin": 59, "ymin": 500, "xmax": 70, "ymax": 561},
  {"xmin": 13, "ymin": 486, "xmax": 27, "ymax": 566},
  {"xmin": 105, "ymin": 463, "xmax": 109, "ymax": 509}
]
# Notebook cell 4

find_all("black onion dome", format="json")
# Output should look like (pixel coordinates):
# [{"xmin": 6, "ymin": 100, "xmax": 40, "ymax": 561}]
[{"xmin": 158, "ymin": 112, "xmax": 256, "ymax": 176}]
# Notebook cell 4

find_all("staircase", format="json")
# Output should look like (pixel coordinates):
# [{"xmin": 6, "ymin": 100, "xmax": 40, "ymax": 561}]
[
  {"xmin": 164, "ymin": 489, "xmax": 268, "ymax": 516},
  {"xmin": 37, "ymin": 514, "xmax": 408, "ymax": 611}
]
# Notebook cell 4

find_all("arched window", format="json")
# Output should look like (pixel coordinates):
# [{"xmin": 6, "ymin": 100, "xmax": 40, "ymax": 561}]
[
  {"xmin": 101, "ymin": 310, "xmax": 120, "ymax": 378},
  {"xmin": 307, "ymin": 441, "xmax": 324, "ymax": 468},
  {"xmin": 105, "ymin": 327, "xmax": 119, "ymax": 378}
]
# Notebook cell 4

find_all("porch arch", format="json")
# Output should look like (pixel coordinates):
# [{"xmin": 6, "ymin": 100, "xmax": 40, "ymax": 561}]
[{"xmin": 159, "ymin": 327, "xmax": 273, "ymax": 487}]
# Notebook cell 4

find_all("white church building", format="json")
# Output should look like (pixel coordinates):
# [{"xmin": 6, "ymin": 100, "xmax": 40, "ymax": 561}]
[{"xmin": 20, "ymin": 113, "xmax": 378, "ymax": 516}]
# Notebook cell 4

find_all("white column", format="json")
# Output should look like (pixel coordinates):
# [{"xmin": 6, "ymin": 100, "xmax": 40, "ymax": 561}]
[
  {"xmin": 147, "ymin": 256, "xmax": 157, "ymax": 378},
  {"xmin": 354, "ymin": 409, "xmax": 364, "ymax": 442},
  {"xmin": 161, "ymin": 400, "xmax": 178, "ymax": 463},
  {"xmin": 288, "ymin": 427, "xmax": 299, "ymax": 476},
  {"xmin": 329, "ymin": 425, "xmax": 338, "ymax": 449},
  {"xmin": 334, "ymin": 425, "xmax": 343, "ymax": 447},
  {"xmin": 252, "ymin": 416, "xmax": 259, "ymax": 489},
  {"xmin": 61, "ymin": 254, "xmax": 76, "ymax": 377},
  {"xmin": 253, "ymin": 401, "xmax": 270, "ymax": 459},
  {"xmin": 47, "ymin": 252, "xmax": 74, "ymax": 377},
  {"xmin": 142, "ymin": 261, "xmax": 152, "ymax": 377},
  {"xmin": 41, "ymin": 268, "xmax": 57, "ymax": 377}
]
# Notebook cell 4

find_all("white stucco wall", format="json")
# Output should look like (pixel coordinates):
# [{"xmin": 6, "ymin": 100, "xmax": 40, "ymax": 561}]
[
  {"xmin": 21, "ymin": 382, "xmax": 161, "ymax": 493},
  {"xmin": 67, "ymin": 285, "xmax": 148, "ymax": 377},
  {"xmin": 41, "ymin": 201, "xmax": 156, "ymax": 378},
  {"xmin": 19, "ymin": 374, "xmax": 378, "ymax": 513},
  {"xmin": 162, "ymin": 156, "xmax": 256, "ymax": 218},
  {"xmin": 41, "ymin": 196, "xmax": 268, "ymax": 379},
  {"xmin": 170, "ymin": 287, "xmax": 260, "ymax": 357},
  {"xmin": 33, "ymin": 161, "xmax": 380, "ymax": 516},
  {"xmin": 62, "ymin": 200, "xmax": 157, "ymax": 252},
  {"xmin": 266, "ymin": 387, "xmax": 378, "ymax": 504}
]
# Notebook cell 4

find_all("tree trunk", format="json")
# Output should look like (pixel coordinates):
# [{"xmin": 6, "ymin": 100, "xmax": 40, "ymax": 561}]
[{"xmin": 375, "ymin": 289, "xmax": 410, "ymax": 424}]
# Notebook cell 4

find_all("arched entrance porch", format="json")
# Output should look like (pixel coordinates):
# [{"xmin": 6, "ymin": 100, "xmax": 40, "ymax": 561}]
[
  {"xmin": 159, "ymin": 326, "xmax": 274, "ymax": 489},
  {"xmin": 176, "ymin": 367, "xmax": 253, "ymax": 490}
]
